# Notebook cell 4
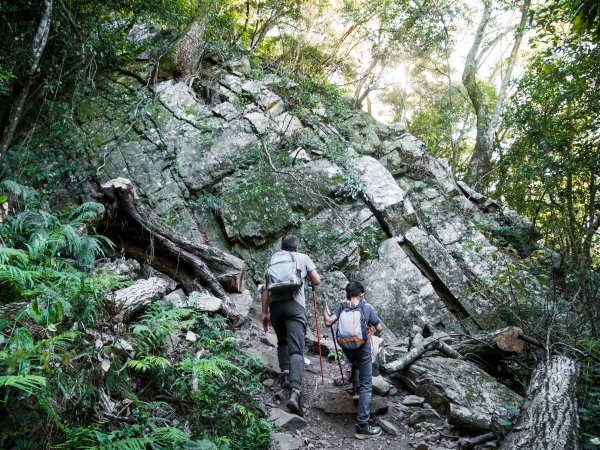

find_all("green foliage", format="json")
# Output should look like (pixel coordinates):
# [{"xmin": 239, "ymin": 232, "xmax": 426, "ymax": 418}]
[
  {"xmin": 0, "ymin": 375, "xmax": 47, "ymax": 395},
  {"xmin": 499, "ymin": 0, "xmax": 600, "ymax": 268},
  {"xmin": 0, "ymin": 197, "xmax": 272, "ymax": 449},
  {"xmin": 384, "ymin": 78, "xmax": 475, "ymax": 175},
  {"xmin": 358, "ymin": 223, "xmax": 386, "ymax": 260},
  {"xmin": 334, "ymin": 172, "xmax": 368, "ymax": 201},
  {"xmin": 276, "ymin": 75, "xmax": 349, "ymax": 121}
]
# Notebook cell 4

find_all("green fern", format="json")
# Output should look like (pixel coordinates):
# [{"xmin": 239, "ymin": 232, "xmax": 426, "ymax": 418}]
[
  {"xmin": 127, "ymin": 356, "xmax": 171, "ymax": 372},
  {"xmin": 131, "ymin": 302, "xmax": 194, "ymax": 351},
  {"xmin": 11, "ymin": 204, "xmax": 112, "ymax": 268},
  {"xmin": 99, "ymin": 436, "xmax": 154, "ymax": 450},
  {"xmin": 0, "ymin": 179, "xmax": 36, "ymax": 205},
  {"xmin": 0, "ymin": 375, "xmax": 47, "ymax": 395},
  {"xmin": 66, "ymin": 202, "xmax": 105, "ymax": 224}
]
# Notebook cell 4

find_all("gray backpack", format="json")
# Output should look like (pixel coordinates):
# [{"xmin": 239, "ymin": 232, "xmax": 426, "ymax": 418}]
[
  {"xmin": 266, "ymin": 251, "xmax": 303, "ymax": 298},
  {"xmin": 336, "ymin": 301, "xmax": 368, "ymax": 350}
]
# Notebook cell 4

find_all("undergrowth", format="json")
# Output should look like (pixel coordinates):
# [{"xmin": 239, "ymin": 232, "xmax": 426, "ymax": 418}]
[{"xmin": 0, "ymin": 181, "xmax": 272, "ymax": 449}]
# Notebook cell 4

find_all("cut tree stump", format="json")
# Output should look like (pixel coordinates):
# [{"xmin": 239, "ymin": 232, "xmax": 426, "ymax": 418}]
[
  {"xmin": 93, "ymin": 178, "xmax": 245, "ymax": 319},
  {"xmin": 451, "ymin": 326, "xmax": 534, "ymax": 380},
  {"xmin": 499, "ymin": 354, "xmax": 580, "ymax": 450},
  {"xmin": 108, "ymin": 277, "xmax": 172, "ymax": 322},
  {"xmin": 451, "ymin": 326, "xmax": 525, "ymax": 357}
]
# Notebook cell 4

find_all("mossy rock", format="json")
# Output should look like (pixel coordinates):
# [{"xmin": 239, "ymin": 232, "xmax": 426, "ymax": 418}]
[{"xmin": 218, "ymin": 173, "xmax": 297, "ymax": 242}]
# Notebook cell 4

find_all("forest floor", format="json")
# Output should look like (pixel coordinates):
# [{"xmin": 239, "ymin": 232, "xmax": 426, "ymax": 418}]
[{"xmin": 236, "ymin": 307, "xmax": 468, "ymax": 450}]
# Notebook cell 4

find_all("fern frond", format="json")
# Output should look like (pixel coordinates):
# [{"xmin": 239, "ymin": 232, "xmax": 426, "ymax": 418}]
[
  {"xmin": 183, "ymin": 356, "xmax": 239, "ymax": 382},
  {"xmin": 127, "ymin": 356, "xmax": 171, "ymax": 372},
  {"xmin": 34, "ymin": 331, "xmax": 79, "ymax": 352},
  {"xmin": 0, "ymin": 180, "xmax": 36, "ymax": 203},
  {"xmin": 51, "ymin": 223, "xmax": 80, "ymax": 256},
  {"xmin": 0, "ymin": 375, "xmax": 47, "ymax": 395},
  {"xmin": 217, "ymin": 336, "xmax": 237, "ymax": 352},
  {"xmin": 101, "ymin": 436, "xmax": 153, "ymax": 450},
  {"xmin": 12, "ymin": 209, "xmax": 58, "ymax": 235},
  {"xmin": 68, "ymin": 202, "xmax": 105, "ymax": 224},
  {"xmin": 0, "ymin": 264, "xmax": 39, "ymax": 289},
  {"xmin": 152, "ymin": 426, "xmax": 191, "ymax": 445},
  {"xmin": 76, "ymin": 234, "xmax": 106, "ymax": 267},
  {"xmin": 0, "ymin": 247, "xmax": 29, "ymax": 266}
]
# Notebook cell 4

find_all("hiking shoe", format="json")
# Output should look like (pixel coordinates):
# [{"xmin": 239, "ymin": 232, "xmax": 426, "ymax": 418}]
[
  {"xmin": 354, "ymin": 423, "xmax": 382, "ymax": 439},
  {"xmin": 278, "ymin": 371, "xmax": 290, "ymax": 388},
  {"xmin": 287, "ymin": 389, "xmax": 303, "ymax": 416},
  {"xmin": 346, "ymin": 386, "xmax": 360, "ymax": 401}
]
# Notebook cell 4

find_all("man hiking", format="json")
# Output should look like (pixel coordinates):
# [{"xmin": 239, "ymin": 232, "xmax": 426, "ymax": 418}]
[
  {"xmin": 261, "ymin": 234, "xmax": 321, "ymax": 416},
  {"xmin": 322, "ymin": 281, "xmax": 383, "ymax": 439}
]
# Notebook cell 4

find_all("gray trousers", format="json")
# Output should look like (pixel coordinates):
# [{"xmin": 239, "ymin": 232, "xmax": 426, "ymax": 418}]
[{"xmin": 269, "ymin": 298, "xmax": 307, "ymax": 390}]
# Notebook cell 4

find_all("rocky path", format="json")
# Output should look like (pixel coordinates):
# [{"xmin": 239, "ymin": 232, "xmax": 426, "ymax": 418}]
[{"xmin": 236, "ymin": 309, "xmax": 468, "ymax": 450}]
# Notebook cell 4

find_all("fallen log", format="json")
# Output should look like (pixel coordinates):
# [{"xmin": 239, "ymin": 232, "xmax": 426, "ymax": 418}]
[
  {"xmin": 451, "ymin": 326, "xmax": 534, "ymax": 381},
  {"xmin": 93, "ymin": 178, "xmax": 244, "ymax": 319},
  {"xmin": 382, "ymin": 336, "xmax": 437, "ymax": 374},
  {"xmin": 452, "ymin": 326, "xmax": 525, "ymax": 357},
  {"xmin": 499, "ymin": 354, "xmax": 580, "ymax": 450},
  {"xmin": 108, "ymin": 277, "xmax": 172, "ymax": 322},
  {"xmin": 458, "ymin": 433, "xmax": 495, "ymax": 450}
]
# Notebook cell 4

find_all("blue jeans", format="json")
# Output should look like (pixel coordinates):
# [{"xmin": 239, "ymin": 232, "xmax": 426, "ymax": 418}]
[{"xmin": 343, "ymin": 343, "xmax": 372, "ymax": 425}]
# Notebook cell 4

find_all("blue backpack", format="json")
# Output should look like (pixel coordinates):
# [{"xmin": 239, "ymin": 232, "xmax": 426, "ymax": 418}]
[{"xmin": 336, "ymin": 301, "xmax": 368, "ymax": 350}]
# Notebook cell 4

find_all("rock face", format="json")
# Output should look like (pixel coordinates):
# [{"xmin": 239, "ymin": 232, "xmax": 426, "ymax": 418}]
[
  {"xmin": 398, "ymin": 356, "xmax": 523, "ymax": 428},
  {"xmin": 32, "ymin": 55, "xmax": 547, "ymax": 337}
]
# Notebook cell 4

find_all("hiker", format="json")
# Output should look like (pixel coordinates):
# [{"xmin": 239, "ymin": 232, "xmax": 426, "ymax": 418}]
[
  {"xmin": 261, "ymin": 234, "xmax": 321, "ymax": 416},
  {"xmin": 322, "ymin": 281, "xmax": 384, "ymax": 439}
]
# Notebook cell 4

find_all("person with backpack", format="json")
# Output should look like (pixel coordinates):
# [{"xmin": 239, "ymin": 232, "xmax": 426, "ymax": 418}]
[
  {"xmin": 261, "ymin": 234, "xmax": 321, "ymax": 416},
  {"xmin": 322, "ymin": 281, "xmax": 383, "ymax": 439}
]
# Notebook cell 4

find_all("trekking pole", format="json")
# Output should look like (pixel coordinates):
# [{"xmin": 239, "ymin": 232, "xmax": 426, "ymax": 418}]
[
  {"xmin": 323, "ymin": 293, "xmax": 345, "ymax": 384},
  {"xmin": 311, "ymin": 285, "xmax": 324, "ymax": 383}
]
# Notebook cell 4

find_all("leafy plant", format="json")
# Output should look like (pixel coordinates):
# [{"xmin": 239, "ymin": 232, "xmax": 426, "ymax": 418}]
[{"xmin": 334, "ymin": 172, "xmax": 369, "ymax": 201}]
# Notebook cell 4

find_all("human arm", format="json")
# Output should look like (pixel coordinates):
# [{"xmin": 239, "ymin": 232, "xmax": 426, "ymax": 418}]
[
  {"xmin": 260, "ymin": 281, "xmax": 269, "ymax": 332},
  {"xmin": 374, "ymin": 322, "xmax": 383, "ymax": 337},
  {"xmin": 321, "ymin": 294, "xmax": 338, "ymax": 327},
  {"xmin": 308, "ymin": 269, "xmax": 321, "ymax": 287},
  {"xmin": 303, "ymin": 254, "xmax": 321, "ymax": 287},
  {"xmin": 367, "ymin": 304, "xmax": 383, "ymax": 337}
]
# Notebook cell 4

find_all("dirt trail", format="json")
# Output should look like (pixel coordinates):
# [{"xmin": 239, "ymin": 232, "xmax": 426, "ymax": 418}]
[{"xmin": 236, "ymin": 308, "xmax": 463, "ymax": 450}]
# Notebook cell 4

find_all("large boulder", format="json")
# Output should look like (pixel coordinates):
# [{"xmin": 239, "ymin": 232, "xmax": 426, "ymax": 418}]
[
  {"xmin": 361, "ymin": 238, "xmax": 465, "ymax": 335},
  {"xmin": 397, "ymin": 356, "xmax": 523, "ymax": 431},
  {"xmin": 404, "ymin": 226, "xmax": 492, "ymax": 329},
  {"xmin": 350, "ymin": 156, "xmax": 416, "ymax": 236}
]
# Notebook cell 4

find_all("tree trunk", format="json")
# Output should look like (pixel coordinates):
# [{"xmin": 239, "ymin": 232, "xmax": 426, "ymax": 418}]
[
  {"xmin": 93, "ymin": 178, "xmax": 245, "ymax": 320},
  {"xmin": 499, "ymin": 354, "xmax": 580, "ymax": 450},
  {"xmin": 463, "ymin": 0, "xmax": 530, "ymax": 190},
  {"xmin": 452, "ymin": 327, "xmax": 526, "ymax": 357},
  {"xmin": 381, "ymin": 335, "xmax": 438, "ymax": 374},
  {"xmin": 462, "ymin": 0, "xmax": 493, "ymax": 190},
  {"xmin": 108, "ymin": 277, "xmax": 173, "ymax": 322},
  {"xmin": 159, "ymin": 17, "xmax": 208, "ymax": 79},
  {"xmin": 0, "ymin": 0, "xmax": 53, "ymax": 166}
]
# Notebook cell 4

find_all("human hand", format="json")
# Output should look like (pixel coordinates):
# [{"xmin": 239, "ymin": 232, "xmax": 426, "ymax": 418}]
[{"xmin": 261, "ymin": 313, "xmax": 270, "ymax": 332}]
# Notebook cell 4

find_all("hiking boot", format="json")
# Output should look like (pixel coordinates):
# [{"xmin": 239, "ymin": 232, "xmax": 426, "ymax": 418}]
[
  {"xmin": 345, "ymin": 386, "xmax": 360, "ymax": 401},
  {"xmin": 354, "ymin": 423, "xmax": 382, "ymax": 439},
  {"xmin": 287, "ymin": 389, "xmax": 303, "ymax": 416},
  {"xmin": 278, "ymin": 371, "xmax": 290, "ymax": 388}
]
